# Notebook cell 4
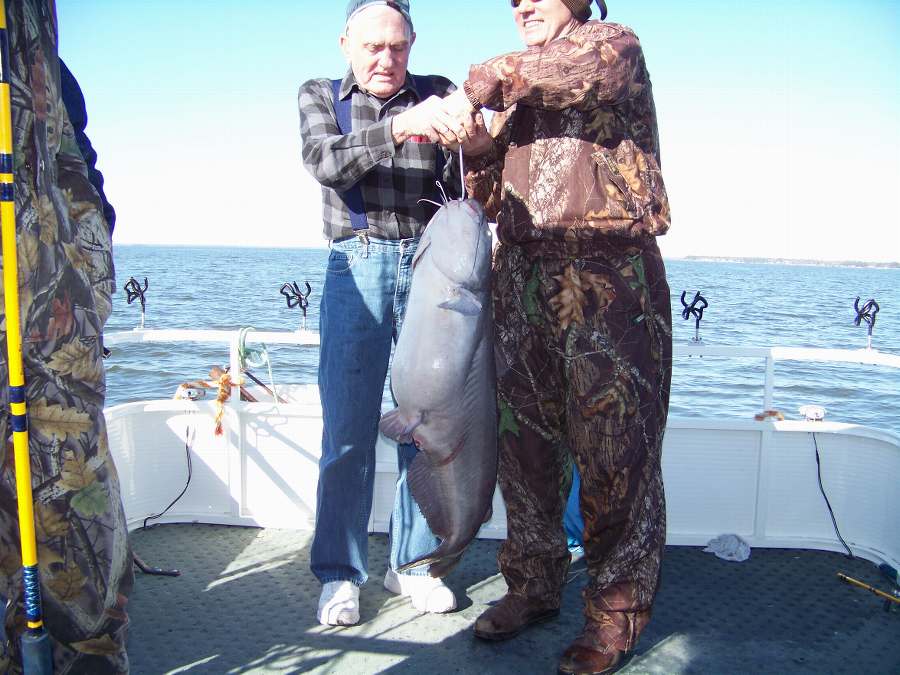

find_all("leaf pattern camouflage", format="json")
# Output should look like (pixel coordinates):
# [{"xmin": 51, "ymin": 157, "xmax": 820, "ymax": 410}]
[
  {"xmin": 465, "ymin": 21, "xmax": 670, "ymax": 252},
  {"xmin": 492, "ymin": 241, "xmax": 671, "ymax": 651},
  {"xmin": 463, "ymin": 19, "xmax": 672, "ymax": 651},
  {"xmin": 0, "ymin": 1, "xmax": 133, "ymax": 673}
]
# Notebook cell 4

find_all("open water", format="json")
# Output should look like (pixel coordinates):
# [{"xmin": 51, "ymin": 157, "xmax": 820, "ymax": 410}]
[{"xmin": 104, "ymin": 246, "xmax": 900, "ymax": 433}]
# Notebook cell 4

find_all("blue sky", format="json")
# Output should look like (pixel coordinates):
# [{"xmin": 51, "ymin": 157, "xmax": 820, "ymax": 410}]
[{"xmin": 57, "ymin": 0, "xmax": 899, "ymax": 262}]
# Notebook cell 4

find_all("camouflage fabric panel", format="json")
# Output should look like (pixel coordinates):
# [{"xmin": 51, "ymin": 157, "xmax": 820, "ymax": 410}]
[
  {"xmin": 465, "ymin": 21, "xmax": 670, "ymax": 247},
  {"xmin": 468, "ymin": 22, "xmax": 650, "ymax": 113},
  {"xmin": 463, "ymin": 106, "xmax": 514, "ymax": 224},
  {"xmin": 0, "ymin": 1, "xmax": 133, "ymax": 673},
  {"xmin": 492, "ymin": 240, "xmax": 671, "ymax": 650}
]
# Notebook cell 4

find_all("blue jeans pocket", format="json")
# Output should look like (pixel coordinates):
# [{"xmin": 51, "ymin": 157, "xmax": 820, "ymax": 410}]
[{"xmin": 327, "ymin": 240, "xmax": 362, "ymax": 276}]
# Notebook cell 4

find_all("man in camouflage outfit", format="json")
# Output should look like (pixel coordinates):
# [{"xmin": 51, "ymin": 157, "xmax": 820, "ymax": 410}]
[
  {"xmin": 439, "ymin": 1, "xmax": 671, "ymax": 672},
  {"xmin": 0, "ymin": 1, "xmax": 133, "ymax": 672}
]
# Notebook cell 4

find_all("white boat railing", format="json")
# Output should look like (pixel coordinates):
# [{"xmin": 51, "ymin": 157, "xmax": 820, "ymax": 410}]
[
  {"xmin": 105, "ymin": 328, "xmax": 321, "ymax": 404},
  {"xmin": 102, "ymin": 328, "xmax": 900, "ymax": 569},
  {"xmin": 105, "ymin": 328, "xmax": 900, "ymax": 411},
  {"xmin": 674, "ymin": 343, "xmax": 900, "ymax": 410}
]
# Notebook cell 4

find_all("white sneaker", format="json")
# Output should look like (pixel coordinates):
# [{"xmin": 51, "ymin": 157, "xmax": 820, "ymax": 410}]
[
  {"xmin": 569, "ymin": 545, "xmax": 585, "ymax": 564},
  {"xmin": 317, "ymin": 580, "xmax": 360, "ymax": 626},
  {"xmin": 384, "ymin": 568, "xmax": 457, "ymax": 613}
]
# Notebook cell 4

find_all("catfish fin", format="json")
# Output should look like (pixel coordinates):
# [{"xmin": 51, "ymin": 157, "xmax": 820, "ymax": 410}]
[
  {"xmin": 425, "ymin": 552, "xmax": 464, "ymax": 579},
  {"xmin": 438, "ymin": 287, "xmax": 482, "ymax": 316},
  {"xmin": 380, "ymin": 409, "xmax": 423, "ymax": 444},
  {"xmin": 406, "ymin": 452, "xmax": 451, "ymax": 540},
  {"xmin": 397, "ymin": 550, "xmax": 463, "ymax": 578},
  {"xmin": 411, "ymin": 234, "xmax": 431, "ymax": 270},
  {"xmin": 396, "ymin": 555, "xmax": 437, "ymax": 574}
]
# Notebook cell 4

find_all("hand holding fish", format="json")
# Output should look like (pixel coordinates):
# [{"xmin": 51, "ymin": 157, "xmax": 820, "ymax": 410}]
[
  {"xmin": 460, "ymin": 112, "xmax": 493, "ymax": 157},
  {"xmin": 392, "ymin": 94, "xmax": 460, "ymax": 145},
  {"xmin": 440, "ymin": 88, "xmax": 476, "ymax": 125},
  {"xmin": 429, "ymin": 97, "xmax": 477, "ymax": 148},
  {"xmin": 430, "ymin": 90, "xmax": 493, "ymax": 156}
]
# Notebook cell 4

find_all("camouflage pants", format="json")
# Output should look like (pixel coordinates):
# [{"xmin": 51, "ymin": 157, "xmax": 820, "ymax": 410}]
[
  {"xmin": 0, "ymin": 1, "xmax": 134, "ymax": 672},
  {"xmin": 493, "ymin": 239, "xmax": 671, "ymax": 651}
]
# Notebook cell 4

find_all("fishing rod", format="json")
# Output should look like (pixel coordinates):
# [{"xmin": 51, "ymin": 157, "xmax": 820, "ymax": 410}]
[
  {"xmin": 837, "ymin": 573, "xmax": 900, "ymax": 612},
  {"xmin": 0, "ymin": 1, "xmax": 54, "ymax": 672}
]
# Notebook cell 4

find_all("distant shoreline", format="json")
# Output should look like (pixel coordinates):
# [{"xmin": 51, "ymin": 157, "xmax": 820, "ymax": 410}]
[
  {"xmin": 111, "ymin": 244, "xmax": 899, "ymax": 269},
  {"xmin": 674, "ymin": 256, "xmax": 900, "ymax": 269}
]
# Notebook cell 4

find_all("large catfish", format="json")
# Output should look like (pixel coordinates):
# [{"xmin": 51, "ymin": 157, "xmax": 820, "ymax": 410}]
[{"xmin": 380, "ymin": 197, "xmax": 498, "ymax": 578}]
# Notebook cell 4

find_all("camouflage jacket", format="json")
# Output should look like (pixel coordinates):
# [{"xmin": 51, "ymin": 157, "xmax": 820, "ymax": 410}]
[
  {"xmin": 464, "ymin": 21, "xmax": 670, "ymax": 256},
  {"xmin": 0, "ymin": 1, "xmax": 133, "ymax": 673}
]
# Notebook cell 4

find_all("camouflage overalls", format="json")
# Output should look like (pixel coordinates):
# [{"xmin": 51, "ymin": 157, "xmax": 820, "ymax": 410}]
[
  {"xmin": 465, "ymin": 21, "xmax": 672, "ymax": 650},
  {"xmin": 0, "ymin": 1, "xmax": 133, "ymax": 672}
]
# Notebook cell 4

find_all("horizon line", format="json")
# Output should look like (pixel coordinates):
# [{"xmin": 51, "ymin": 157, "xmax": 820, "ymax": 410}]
[{"xmin": 109, "ymin": 243, "xmax": 900, "ymax": 268}]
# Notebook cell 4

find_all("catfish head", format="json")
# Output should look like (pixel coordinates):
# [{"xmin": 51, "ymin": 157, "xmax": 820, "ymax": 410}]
[{"xmin": 415, "ymin": 198, "xmax": 491, "ymax": 315}]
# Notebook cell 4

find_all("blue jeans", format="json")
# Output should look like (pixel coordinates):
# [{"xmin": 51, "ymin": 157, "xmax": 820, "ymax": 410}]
[
  {"xmin": 311, "ymin": 236, "xmax": 440, "ymax": 585},
  {"xmin": 564, "ymin": 464, "xmax": 585, "ymax": 552}
]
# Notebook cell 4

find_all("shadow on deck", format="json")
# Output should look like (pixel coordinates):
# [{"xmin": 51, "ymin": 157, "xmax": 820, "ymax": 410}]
[{"xmin": 127, "ymin": 525, "xmax": 899, "ymax": 674}]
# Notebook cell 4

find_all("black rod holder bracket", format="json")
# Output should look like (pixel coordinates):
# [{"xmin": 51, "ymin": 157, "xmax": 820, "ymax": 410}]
[
  {"xmin": 124, "ymin": 277, "xmax": 149, "ymax": 330},
  {"xmin": 280, "ymin": 281, "xmax": 312, "ymax": 331},
  {"xmin": 681, "ymin": 290, "xmax": 708, "ymax": 343},
  {"xmin": 853, "ymin": 296, "xmax": 879, "ymax": 349}
]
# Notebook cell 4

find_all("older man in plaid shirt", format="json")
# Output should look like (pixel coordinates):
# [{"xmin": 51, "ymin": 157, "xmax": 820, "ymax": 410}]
[{"xmin": 298, "ymin": 0, "xmax": 475, "ymax": 626}]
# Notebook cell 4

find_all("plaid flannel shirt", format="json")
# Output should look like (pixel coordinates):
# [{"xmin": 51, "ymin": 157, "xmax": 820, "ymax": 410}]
[{"xmin": 298, "ymin": 69, "xmax": 461, "ymax": 241}]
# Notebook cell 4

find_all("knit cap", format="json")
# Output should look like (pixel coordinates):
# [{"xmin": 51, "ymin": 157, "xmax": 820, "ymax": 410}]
[
  {"xmin": 346, "ymin": 0, "xmax": 413, "ymax": 29},
  {"xmin": 559, "ymin": 0, "xmax": 608, "ymax": 22}
]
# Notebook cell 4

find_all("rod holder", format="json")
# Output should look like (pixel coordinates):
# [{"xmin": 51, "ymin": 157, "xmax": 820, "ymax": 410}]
[
  {"xmin": 853, "ymin": 297, "xmax": 879, "ymax": 350},
  {"xmin": 124, "ymin": 277, "xmax": 149, "ymax": 330},
  {"xmin": 681, "ymin": 291, "xmax": 708, "ymax": 343},
  {"xmin": 280, "ymin": 281, "xmax": 312, "ymax": 332}
]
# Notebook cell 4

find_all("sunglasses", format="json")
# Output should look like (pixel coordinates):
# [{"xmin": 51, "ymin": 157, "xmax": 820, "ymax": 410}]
[{"xmin": 510, "ymin": 0, "xmax": 540, "ymax": 7}]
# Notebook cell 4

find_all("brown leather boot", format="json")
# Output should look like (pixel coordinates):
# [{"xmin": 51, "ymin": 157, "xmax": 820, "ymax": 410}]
[
  {"xmin": 557, "ymin": 613, "xmax": 642, "ymax": 675},
  {"xmin": 473, "ymin": 593, "xmax": 559, "ymax": 641},
  {"xmin": 557, "ymin": 643, "xmax": 629, "ymax": 674}
]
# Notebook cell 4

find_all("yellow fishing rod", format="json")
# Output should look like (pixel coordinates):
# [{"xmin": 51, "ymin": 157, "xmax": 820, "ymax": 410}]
[
  {"xmin": 0, "ymin": 1, "xmax": 54, "ymax": 672},
  {"xmin": 837, "ymin": 573, "xmax": 900, "ymax": 612}
]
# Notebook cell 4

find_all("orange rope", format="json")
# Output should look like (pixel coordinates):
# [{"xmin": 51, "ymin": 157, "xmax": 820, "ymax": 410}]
[{"xmin": 213, "ymin": 372, "xmax": 242, "ymax": 436}]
